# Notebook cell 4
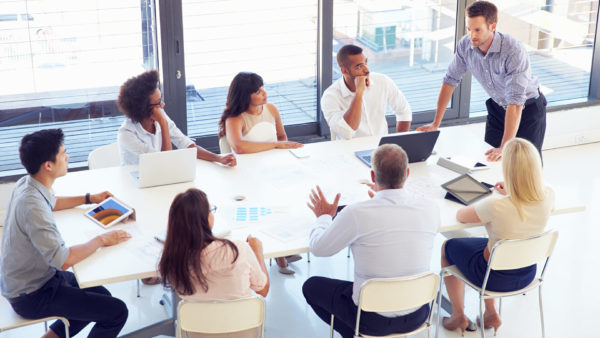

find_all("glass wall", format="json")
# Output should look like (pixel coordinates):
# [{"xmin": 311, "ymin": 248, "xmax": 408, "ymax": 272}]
[
  {"xmin": 0, "ymin": 0, "xmax": 157, "ymax": 173},
  {"xmin": 469, "ymin": 0, "xmax": 598, "ymax": 115},
  {"xmin": 182, "ymin": 0, "xmax": 318, "ymax": 137},
  {"xmin": 332, "ymin": 0, "xmax": 458, "ymax": 114}
]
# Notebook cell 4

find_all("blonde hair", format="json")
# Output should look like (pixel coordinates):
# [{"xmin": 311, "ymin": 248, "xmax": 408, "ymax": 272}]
[{"xmin": 502, "ymin": 138, "xmax": 546, "ymax": 220}]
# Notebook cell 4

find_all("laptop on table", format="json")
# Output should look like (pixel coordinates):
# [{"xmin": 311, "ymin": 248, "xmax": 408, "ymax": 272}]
[
  {"xmin": 130, "ymin": 147, "xmax": 197, "ymax": 188},
  {"xmin": 355, "ymin": 130, "xmax": 440, "ymax": 167}
]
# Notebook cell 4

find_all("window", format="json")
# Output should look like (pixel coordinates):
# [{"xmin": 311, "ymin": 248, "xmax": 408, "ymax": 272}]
[
  {"xmin": 469, "ymin": 0, "xmax": 598, "ymax": 115},
  {"xmin": 332, "ymin": 0, "xmax": 458, "ymax": 114},
  {"xmin": 182, "ymin": 0, "xmax": 318, "ymax": 137},
  {"xmin": 0, "ymin": 0, "xmax": 157, "ymax": 174}
]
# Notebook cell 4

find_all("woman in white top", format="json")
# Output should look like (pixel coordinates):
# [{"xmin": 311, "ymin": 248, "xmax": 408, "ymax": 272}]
[
  {"xmin": 218, "ymin": 72, "xmax": 302, "ymax": 154},
  {"xmin": 117, "ymin": 70, "xmax": 236, "ymax": 167},
  {"xmin": 218, "ymin": 72, "xmax": 303, "ymax": 274},
  {"xmin": 440, "ymin": 138, "xmax": 555, "ymax": 335}
]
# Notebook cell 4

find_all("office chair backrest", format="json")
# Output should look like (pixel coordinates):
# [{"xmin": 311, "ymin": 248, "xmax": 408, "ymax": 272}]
[
  {"xmin": 88, "ymin": 142, "xmax": 120, "ymax": 169},
  {"xmin": 177, "ymin": 295, "xmax": 265, "ymax": 336},
  {"xmin": 488, "ymin": 230, "xmax": 558, "ymax": 271},
  {"xmin": 358, "ymin": 271, "xmax": 439, "ymax": 313}
]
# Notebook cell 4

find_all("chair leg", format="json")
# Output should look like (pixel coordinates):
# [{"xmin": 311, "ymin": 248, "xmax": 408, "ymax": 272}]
[
  {"xmin": 137, "ymin": 279, "xmax": 141, "ymax": 297},
  {"xmin": 44, "ymin": 321, "xmax": 48, "ymax": 332},
  {"xmin": 498, "ymin": 298, "xmax": 502, "ymax": 317},
  {"xmin": 60, "ymin": 318, "xmax": 70, "ymax": 338},
  {"xmin": 347, "ymin": 247, "xmax": 350, "ymax": 258},
  {"xmin": 330, "ymin": 314, "xmax": 335, "ymax": 338},
  {"xmin": 539, "ymin": 285, "xmax": 545, "ymax": 338},
  {"xmin": 435, "ymin": 272, "xmax": 444, "ymax": 338},
  {"xmin": 307, "ymin": 252, "xmax": 311, "ymax": 263},
  {"xmin": 479, "ymin": 296, "xmax": 486, "ymax": 338},
  {"xmin": 269, "ymin": 258, "xmax": 272, "ymax": 266}
]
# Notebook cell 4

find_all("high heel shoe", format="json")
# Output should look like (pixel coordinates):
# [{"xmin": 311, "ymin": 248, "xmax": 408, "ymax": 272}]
[
  {"xmin": 442, "ymin": 316, "xmax": 469, "ymax": 337},
  {"xmin": 477, "ymin": 315, "xmax": 502, "ymax": 336}
]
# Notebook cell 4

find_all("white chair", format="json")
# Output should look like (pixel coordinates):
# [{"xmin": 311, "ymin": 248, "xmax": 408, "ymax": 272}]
[
  {"xmin": 176, "ymin": 295, "xmax": 266, "ymax": 338},
  {"xmin": 88, "ymin": 142, "xmax": 120, "ymax": 169},
  {"xmin": 219, "ymin": 137, "xmax": 233, "ymax": 154},
  {"xmin": 0, "ymin": 296, "xmax": 70, "ymax": 337},
  {"xmin": 436, "ymin": 230, "xmax": 559, "ymax": 338},
  {"xmin": 330, "ymin": 272, "xmax": 439, "ymax": 338}
]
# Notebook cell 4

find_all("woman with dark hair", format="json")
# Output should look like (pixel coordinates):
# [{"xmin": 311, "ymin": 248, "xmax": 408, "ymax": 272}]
[
  {"xmin": 159, "ymin": 188, "xmax": 269, "ymax": 304},
  {"xmin": 218, "ymin": 72, "xmax": 302, "ymax": 154},
  {"xmin": 117, "ymin": 70, "xmax": 236, "ymax": 167}
]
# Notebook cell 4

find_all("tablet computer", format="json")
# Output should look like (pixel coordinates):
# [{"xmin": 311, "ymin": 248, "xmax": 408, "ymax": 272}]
[
  {"xmin": 84, "ymin": 197, "xmax": 134, "ymax": 229},
  {"xmin": 441, "ymin": 174, "xmax": 492, "ymax": 205}
]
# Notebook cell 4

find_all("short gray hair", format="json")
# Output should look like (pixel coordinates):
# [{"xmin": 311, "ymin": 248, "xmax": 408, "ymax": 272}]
[{"xmin": 372, "ymin": 144, "xmax": 408, "ymax": 189}]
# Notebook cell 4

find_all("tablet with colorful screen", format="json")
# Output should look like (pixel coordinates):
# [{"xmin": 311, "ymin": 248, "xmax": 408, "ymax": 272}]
[{"xmin": 84, "ymin": 197, "xmax": 134, "ymax": 229}]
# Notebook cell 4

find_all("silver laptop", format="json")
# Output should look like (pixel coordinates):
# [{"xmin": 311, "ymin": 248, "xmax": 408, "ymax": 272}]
[
  {"xmin": 355, "ymin": 130, "xmax": 440, "ymax": 167},
  {"xmin": 130, "ymin": 148, "xmax": 196, "ymax": 188}
]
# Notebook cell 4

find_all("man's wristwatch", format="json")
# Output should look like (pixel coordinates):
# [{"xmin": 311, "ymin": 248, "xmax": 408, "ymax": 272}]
[{"xmin": 85, "ymin": 192, "xmax": 91, "ymax": 204}]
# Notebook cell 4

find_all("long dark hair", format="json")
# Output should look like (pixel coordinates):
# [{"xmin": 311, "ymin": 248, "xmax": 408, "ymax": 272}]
[
  {"xmin": 218, "ymin": 72, "xmax": 263, "ymax": 137},
  {"xmin": 159, "ymin": 188, "xmax": 239, "ymax": 295}
]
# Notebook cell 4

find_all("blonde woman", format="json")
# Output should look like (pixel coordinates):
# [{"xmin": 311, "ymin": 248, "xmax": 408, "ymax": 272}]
[{"xmin": 440, "ymin": 138, "xmax": 555, "ymax": 335}]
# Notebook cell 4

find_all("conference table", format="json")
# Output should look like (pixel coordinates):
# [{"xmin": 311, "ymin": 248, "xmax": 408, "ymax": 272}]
[{"xmin": 52, "ymin": 125, "xmax": 584, "ymax": 336}]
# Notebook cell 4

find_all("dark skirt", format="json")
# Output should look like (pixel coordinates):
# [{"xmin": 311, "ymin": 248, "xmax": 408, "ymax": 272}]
[{"xmin": 445, "ymin": 237, "xmax": 536, "ymax": 292}]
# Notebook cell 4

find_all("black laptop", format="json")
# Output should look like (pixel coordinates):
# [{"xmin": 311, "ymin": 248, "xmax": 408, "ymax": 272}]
[{"xmin": 354, "ymin": 130, "xmax": 440, "ymax": 167}]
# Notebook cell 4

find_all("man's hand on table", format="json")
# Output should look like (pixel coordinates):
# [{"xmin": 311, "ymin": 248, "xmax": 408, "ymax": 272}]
[
  {"xmin": 99, "ymin": 230, "xmax": 131, "ymax": 246},
  {"xmin": 90, "ymin": 191, "xmax": 113, "ymax": 204}
]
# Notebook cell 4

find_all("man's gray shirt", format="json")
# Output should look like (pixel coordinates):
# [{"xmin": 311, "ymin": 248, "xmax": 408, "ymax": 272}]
[
  {"xmin": 443, "ymin": 31, "xmax": 539, "ymax": 107},
  {"xmin": 1, "ymin": 176, "xmax": 70, "ymax": 299}
]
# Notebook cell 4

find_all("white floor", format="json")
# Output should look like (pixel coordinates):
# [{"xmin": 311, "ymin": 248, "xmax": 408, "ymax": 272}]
[{"xmin": 1, "ymin": 141, "xmax": 599, "ymax": 338}]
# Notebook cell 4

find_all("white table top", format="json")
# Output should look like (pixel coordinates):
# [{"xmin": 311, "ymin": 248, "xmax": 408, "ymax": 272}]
[{"xmin": 52, "ymin": 126, "xmax": 585, "ymax": 288}]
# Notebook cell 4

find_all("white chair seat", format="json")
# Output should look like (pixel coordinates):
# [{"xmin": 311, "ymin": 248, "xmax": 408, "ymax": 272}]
[
  {"xmin": 0, "ymin": 296, "xmax": 70, "ymax": 337},
  {"xmin": 444, "ymin": 265, "xmax": 542, "ymax": 298}
]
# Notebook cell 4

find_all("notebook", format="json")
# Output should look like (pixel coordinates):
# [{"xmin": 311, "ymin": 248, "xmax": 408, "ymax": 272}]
[
  {"xmin": 355, "ymin": 130, "xmax": 440, "ymax": 167},
  {"xmin": 130, "ymin": 148, "xmax": 196, "ymax": 188}
]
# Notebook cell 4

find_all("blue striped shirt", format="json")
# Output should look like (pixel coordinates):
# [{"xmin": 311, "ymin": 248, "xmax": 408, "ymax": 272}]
[{"xmin": 443, "ymin": 31, "xmax": 539, "ymax": 107}]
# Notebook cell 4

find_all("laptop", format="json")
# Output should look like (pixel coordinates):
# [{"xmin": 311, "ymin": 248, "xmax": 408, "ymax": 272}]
[
  {"xmin": 130, "ymin": 148, "xmax": 196, "ymax": 188},
  {"xmin": 355, "ymin": 130, "xmax": 440, "ymax": 167}
]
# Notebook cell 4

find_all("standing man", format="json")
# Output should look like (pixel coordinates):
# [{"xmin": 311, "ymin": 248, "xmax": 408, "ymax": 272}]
[
  {"xmin": 321, "ymin": 44, "xmax": 412, "ymax": 140},
  {"xmin": 418, "ymin": 1, "xmax": 547, "ymax": 161},
  {"xmin": 302, "ymin": 144, "xmax": 440, "ymax": 338},
  {"xmin": 1, "ymin": 129, "xmax": 131, "ymax": 338}
]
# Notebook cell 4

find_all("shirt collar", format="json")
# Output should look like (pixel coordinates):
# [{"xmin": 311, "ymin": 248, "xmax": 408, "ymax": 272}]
[
  {"xmin": 372, "ymin": 188, "xmax": 409, "ymax": 201},
  {"xmin": 470, "ymin": 31, "xmax": 501, "ymax": 55},
  {"xmin": 26, "ymin": 175, "xmax": 56, "ymax": 209}
]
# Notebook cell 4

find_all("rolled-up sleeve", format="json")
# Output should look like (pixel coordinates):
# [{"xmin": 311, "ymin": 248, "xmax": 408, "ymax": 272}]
[
  {"xmin": 309, "ymin": 210, "xmax": 356, "ymax": 257},
  {"xmin": 443, "ymin": 39, "xmax": 469, "ymax": 87},
  {"xmin": 384, "ymin": 75, "xmax": 412, "ymax": 122},
  {"xmin": 321, "ymin": 91, "xmax": 357, "ymax": 140},
  {"xmin": 22, "ymin": 203, "xmax": 70, "ymax": 269},
  {"xmin": 503, "ymin": 49, "xmax": 530, "ymax": 106}
]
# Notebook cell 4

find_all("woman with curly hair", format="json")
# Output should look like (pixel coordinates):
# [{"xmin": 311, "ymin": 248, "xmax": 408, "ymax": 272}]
[
  {"xmin": 117, "ymin": 70, "xmax": 236, "ymax": 167},
  {"xmin": 218, "ymin": 72, "xmax": 303, "ymax": 154}
]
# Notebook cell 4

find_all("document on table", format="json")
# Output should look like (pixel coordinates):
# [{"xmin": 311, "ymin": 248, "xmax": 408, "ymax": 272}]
[{"xmin": 260, "ymin": 217, "xmax": 313, "ymax": 243}]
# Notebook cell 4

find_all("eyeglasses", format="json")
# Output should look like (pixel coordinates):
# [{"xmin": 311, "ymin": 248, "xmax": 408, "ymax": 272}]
[
  {"xmin": 148, "ymin": 95, "xmax": 163, "ymax": 109},
  {"xmin": 209, "ymin": 205, "xmax": 218, "ymax": 213}
]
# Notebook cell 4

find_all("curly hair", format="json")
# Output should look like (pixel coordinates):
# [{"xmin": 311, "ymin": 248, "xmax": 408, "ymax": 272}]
[
  {"xmin": 218, "ymin": 72, "xmax": 263, "ymax": 138},
  {"xmin": 117, "ymin": 70, "xmax": 159, "ymax": 123}
]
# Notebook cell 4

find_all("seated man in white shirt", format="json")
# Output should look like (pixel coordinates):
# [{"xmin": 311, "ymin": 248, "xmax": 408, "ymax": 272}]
[
  {"xmin": 303, "ymin": 144, "xmax": 440, "ymax": 338},
  {"xmin": 117, "ymin": 70, "xmax": 236, "ymax": 167},
  {"xmin": 321, "ymin": 44, "xmax": 412, "ymax": 140}
]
